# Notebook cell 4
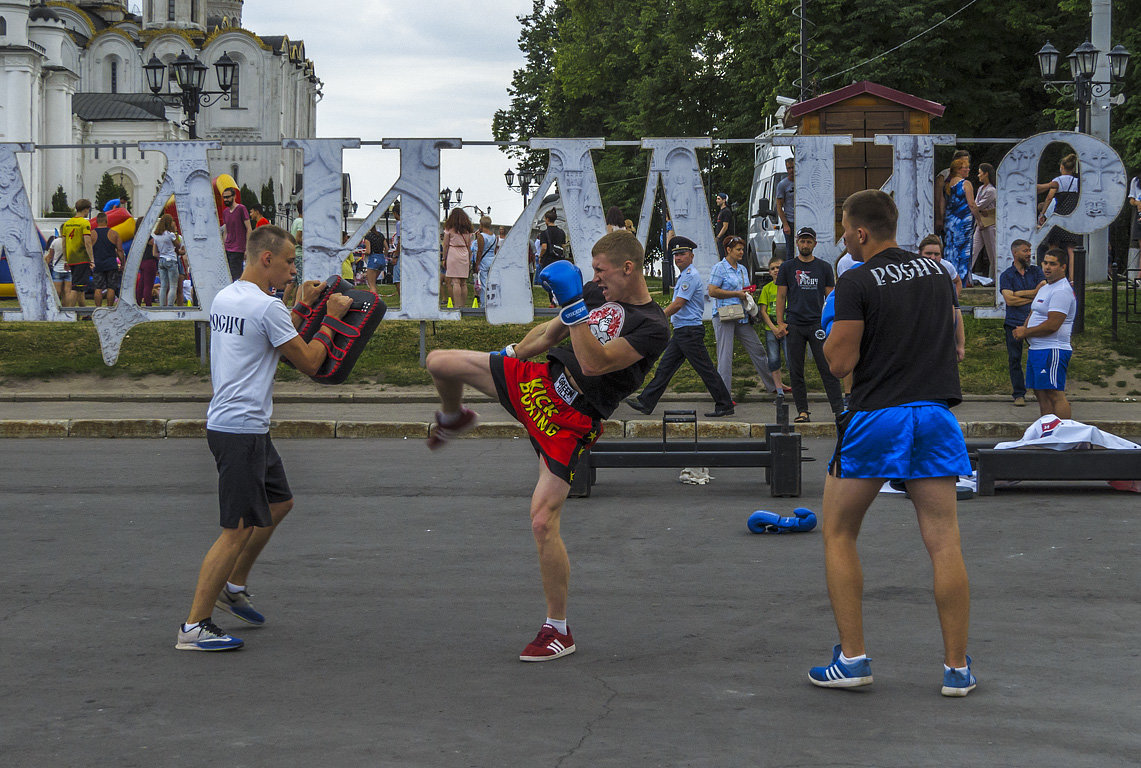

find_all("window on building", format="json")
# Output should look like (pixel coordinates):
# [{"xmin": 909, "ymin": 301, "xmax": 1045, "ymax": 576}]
[
  {"xmin": 168, "ymin": 0, "xmax": 175, "ymax": 21},
  {"xmin": 191, "ymin": 0, "xmax": 199, "ymax": 20},
  {"xmin": 229, "ymin": 64, "xmax": 240, "ymax": 108},
  {"xmin": 0, "ymin": 17, "xmax": 7, "ymax": 36},
  {"xmin": 110, "ymin": 60, "xmax": 118, "ymax": 93},
  {"xmin": 146, "ymin": 0, "xmax": 153, "ymax": 22}
]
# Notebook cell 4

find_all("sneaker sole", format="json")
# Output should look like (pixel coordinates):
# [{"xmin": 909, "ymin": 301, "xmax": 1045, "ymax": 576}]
[
  {"xmin": 215, "ymin": 598, "xmax": 266, "ymax": 625},
  {"xmin": 808, "ymin": 673, "xmax": 873, "ymax": 688},
  {"xmin": 519, "ymin": 644, "xmax": 576, "ymax": 662},
  {"xmin": 174, "ymin": 641, "xmax": 244, "ymax": 651},
  {"xmin": 941, "ymin": 683, "xmax": 976, "ymax": 697}
]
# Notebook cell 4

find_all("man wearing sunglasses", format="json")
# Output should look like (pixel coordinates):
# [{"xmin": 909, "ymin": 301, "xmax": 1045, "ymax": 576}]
[{"xmin": 221, "ymin": 187, "xmax": 252, "ymax": 281}]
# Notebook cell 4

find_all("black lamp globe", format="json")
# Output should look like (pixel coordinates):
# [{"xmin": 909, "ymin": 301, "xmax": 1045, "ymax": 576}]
[
  {"xmin": 214, "ymin": 51, "xmax": 237, "ymax": 92},
  {"xmin": 1036, "ymin": 42, "xmax": 1060, "ymax": 80},
  {"xmin": 144, "ymin": 55, "xmax": 166, "ymax": 93},
  {"xmin": 1072, "ymin": 41, "xmax": 1100, "ymax": 78},
  {"xmin": 1108, "ymin": 44, "xmax": 1131, "ymax": 81},
  {"xmin": 504, "ymin": 169, "xmax": 515, "ymax": 187}
]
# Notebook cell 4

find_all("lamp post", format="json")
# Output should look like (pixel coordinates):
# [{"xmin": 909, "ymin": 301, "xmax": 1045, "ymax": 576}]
[
  {"xmin": 144, "ymin": 51, "xmax": 237, "ymax": 140},
  {"xmin": 439, "ymin": 187, "xmax": 463, "ymax": 216},
  {"xmin": 1035, "ymin": 39, "xmax": 1130, "ymax": 333},
  {"xmin": 504, "ymin": 168, "xmax": 534, "ymax": 207}
]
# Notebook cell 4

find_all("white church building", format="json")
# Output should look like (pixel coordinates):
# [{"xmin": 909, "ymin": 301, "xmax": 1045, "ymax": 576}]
[{"xmin": 0, "ymin": 0, "xmax": 319, "ymax": 218}]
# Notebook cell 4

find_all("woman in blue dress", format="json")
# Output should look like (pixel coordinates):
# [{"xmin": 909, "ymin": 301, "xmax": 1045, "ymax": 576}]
[{"xmin": 942, "ymin": 156, "xmax": 981, "ymax": 284}]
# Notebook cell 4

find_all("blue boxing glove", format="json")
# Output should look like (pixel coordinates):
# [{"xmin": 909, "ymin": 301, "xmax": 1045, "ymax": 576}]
[
  {"xmin": 539, "ymin": 261, "xmax": 589, "ymax": 325},
  {"xmin": 490, "ymin": 344, "xmax": 517, "ymax": 358},
  {"xmin": 820, "ymin": 291, "xmax": 836, "ymax": 338},
  {"xmin": 747, "ymin": 508, "xmax": 817, "ymax": 533}
]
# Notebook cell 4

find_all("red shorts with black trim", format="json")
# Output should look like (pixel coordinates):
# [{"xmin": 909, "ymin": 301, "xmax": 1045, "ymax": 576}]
[{"xmin": 489, "ymin": 355, "xmax": 602, "ymax": 484}]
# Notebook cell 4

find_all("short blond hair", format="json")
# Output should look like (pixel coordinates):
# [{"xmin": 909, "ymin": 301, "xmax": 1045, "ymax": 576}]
[{"xmin": 592, "ymin": 230, "xmax": 644, "ymax": 270}]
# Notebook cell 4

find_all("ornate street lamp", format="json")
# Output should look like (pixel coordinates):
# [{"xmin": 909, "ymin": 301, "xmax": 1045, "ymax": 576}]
[
  {"xmin": 505, "ymin": 167, "xmax": 534, "ymax": 206},
  {"xmin": 145, "ymin": 50, "xmax": 237, "ymax": 139}
]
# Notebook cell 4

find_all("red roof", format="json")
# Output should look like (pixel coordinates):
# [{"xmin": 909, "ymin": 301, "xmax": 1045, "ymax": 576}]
[{"xmin": 786, "ymin": 80, "xmax": 945, "ymax": 120}]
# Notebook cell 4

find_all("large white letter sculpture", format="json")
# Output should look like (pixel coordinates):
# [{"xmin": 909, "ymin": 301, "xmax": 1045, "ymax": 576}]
[
  {"xmin": 774, "ymin": 135, "xmax": 853, "ymax": 265},
  {"xmin": 875, "ymin": 134, "xmax": 955, "ymax": 253},
  {"xmin": 0, "ymin": 143, "xmax": 69, "ymax": 321},
  {"xmin": 93, "ymin": 141, "xmax": 234, "ymax": 364},
  {"xmin": 977, "ymin": 130, "xmax": 1127, "ymax": 318}
]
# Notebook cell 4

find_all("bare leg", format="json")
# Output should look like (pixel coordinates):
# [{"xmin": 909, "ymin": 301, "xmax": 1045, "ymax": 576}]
[
  {"xmin": 908, "ymin": 476, "xmax": 970, "ymax": 668},
  {"xmin": 186, "ymin": 524, "xmax": 254, "ymax": 624},
  {"xmin": 227, "ymin": 499, "xmax": 293, "ymax": 586},
  {"xmin": 821, "ymin": 473, "xmax": 882, "ymax": 657},
  {"xmin": 366, "ymin": 268, "xmax": 380, "ymax": 294},
  {"xmin": 531, "ymin": 457, "xmax": 572, "ymax": 620},
  {"xmin": 425, "ymin": 349, "xmax": 498, "ymax": 412}
]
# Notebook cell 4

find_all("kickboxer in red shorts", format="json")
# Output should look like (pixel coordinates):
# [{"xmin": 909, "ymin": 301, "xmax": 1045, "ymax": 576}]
[{"xmin": 425, "ymin": 231, "xmax": 668, "ymax": 661}]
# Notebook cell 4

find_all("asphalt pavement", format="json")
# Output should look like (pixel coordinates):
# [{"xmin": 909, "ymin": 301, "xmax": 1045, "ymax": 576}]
[{"xmin": 1, "ymin": 438, "xmax": 1139, "ymax": 766}]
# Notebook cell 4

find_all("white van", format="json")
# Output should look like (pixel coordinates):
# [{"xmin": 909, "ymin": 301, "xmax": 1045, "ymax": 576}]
[{"xmin": 746, "ymin": 97, "xmax": 796, "ymax": 282}]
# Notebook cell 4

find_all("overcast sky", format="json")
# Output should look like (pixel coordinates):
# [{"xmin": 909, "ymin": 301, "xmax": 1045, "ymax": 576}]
[{"xmin": 244, "ymin": 0, "xmax": 534, "ymax": 224}]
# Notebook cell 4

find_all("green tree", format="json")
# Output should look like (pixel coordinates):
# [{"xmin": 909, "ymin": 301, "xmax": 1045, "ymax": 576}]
[
  {"xmin": 51, "ymin": 185, "xmax": 69, "ymax": 214},
  {"xmin": 260, "ymin": 181, "xmax": 277, "ymax": 222},
  {"xmin": 239, "ymin": 183, "xmax": 259, "ymax": 211}
]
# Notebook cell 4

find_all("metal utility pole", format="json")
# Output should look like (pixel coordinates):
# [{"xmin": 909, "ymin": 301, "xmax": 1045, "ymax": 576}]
[{"xmin": 1088, "ymin": 0, "xmax": 1112, "ymax": 282}]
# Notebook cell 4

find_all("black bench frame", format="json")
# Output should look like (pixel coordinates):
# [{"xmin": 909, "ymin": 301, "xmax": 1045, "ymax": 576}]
[
  {"xmin": 569, "ymin": 409, "xmax": 805, "ymax": 498},
  {"xmin": 975, "ymin": 448, "xmax": 1141, "ymax": 495}
]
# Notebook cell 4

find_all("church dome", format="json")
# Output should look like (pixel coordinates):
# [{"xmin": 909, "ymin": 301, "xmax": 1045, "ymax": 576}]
[{"xmin": 29, "ymin": 4, "xmax": 62, "ymax": 22}]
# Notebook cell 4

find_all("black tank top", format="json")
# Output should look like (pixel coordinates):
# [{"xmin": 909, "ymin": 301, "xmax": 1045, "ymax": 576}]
[{"xmin": 92, "ymin": 227, "xmax": 118, "ymax": 271}]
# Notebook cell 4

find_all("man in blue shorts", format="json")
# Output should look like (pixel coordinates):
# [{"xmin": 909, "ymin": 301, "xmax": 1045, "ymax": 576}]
[
  {"xmin": 1013, "ymin": 248, "xmax": 1075, "ymax": 420},
  {"xmin": 811, "ymin": 190, "xmax": 976, "ymax": 696}
]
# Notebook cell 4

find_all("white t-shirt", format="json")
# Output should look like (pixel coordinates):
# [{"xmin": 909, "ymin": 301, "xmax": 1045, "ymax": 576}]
[
  {"xmin": 836, "ymin": 254, "xmax": 862, "ymax": 277},
  {"xmin": 152, "ymin": 230, "xmax": 181, "ymax": 263},
  {"xmin": 1027, "ymin": 278, "xmax": 1076, "ymax": 351},
  {"xmin": 47, "ymin": 238, "xmax": 66, "ymax": 272},
  {"xmin": 206, "ymin": 280, "xmax": 299, "ymax": 433}
]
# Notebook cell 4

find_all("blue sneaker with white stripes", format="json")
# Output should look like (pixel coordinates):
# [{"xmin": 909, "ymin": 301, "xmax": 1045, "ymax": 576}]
[
  {"xmin": 809, "ymin": 644, "xmax": 873, "ymax": 688},
  {"xmin": 941, "ymin": 656, "xmax": 977, "ymax": 697}
]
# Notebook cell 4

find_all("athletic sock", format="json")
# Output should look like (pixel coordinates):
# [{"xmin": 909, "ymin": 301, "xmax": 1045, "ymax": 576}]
[
  {"xmin": 438, "ymin": 410, "xmax": 464, "ymax": 426},
  {"xmin": 546, "ymin": 617, "xmax": 567, "ymax": 634},
  {"xmin": 840, "ymin": 652, "xmax": 866, "ymax": 665},
  {"xmin": 945, "ymin": 663, "xmax": 970, "ymax": 674},
  {"xmin": 182, "ymin": 622, "xmax": 201, "ymax": 633},
  {"xmin": 225, "ymin": 582, "xmax": 245, "ymax": 594}
]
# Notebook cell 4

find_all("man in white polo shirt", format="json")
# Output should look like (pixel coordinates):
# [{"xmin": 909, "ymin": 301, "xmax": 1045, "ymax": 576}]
[
  {"xmin": 176, "ymin": 225, "xmax": 350, "ymax": 652},
  {"xmin": 1013, "ymin": 248, "xmax": 1076, "ymax": 420}
]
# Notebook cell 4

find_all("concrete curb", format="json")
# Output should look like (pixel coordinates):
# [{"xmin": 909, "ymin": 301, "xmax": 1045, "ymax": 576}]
[{"xmin": 0, "ymin": 418, "xmax": 1136, "ymax": 440}]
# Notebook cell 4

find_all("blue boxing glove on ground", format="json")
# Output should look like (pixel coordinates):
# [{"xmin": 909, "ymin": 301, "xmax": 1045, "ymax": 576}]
[
  {"xmin": 747, "ymin": 507, "xmax": 818, "ymax": 533},
  {"xmin": 539, "ymin": 261, "xmax": 589, "ymax": 325}
]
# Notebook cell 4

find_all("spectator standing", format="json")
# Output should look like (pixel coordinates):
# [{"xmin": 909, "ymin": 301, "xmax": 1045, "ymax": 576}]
[
  {"xmin": 756, "ymin": 257, "xmax": 792, "ymax": 395},
  {"xmin": 713, "ymin": 193, "xmax": 734, "ymax": 258},
  {"xmin": 60, "ymin": 199, "xmax": 94, "ymax": 307},
  {"xmin": 775, "ymin": 158, "xmax": 796, "ymax": 251},
  {"xmin": 153, "ymin": 213, "xmax": 184, "ymax": 308},
  {"xmin": 389, "ymin": 203, "xmax": 402, "ymax": 302},
  {"xmin": 1037, "ymin": 153, "xmax": 1081, "ymax": 279},
  {"xmin": 935, "ymin": 149, "xmax": 971, "ymax": 236},
  {"xmin": 999, "ymin": 239, "xmax": 1046, "ymax": 406},
  {"xmin": 442, "ymin": 207, "xmax": 474, "ymax": 310},
  {"xmin": 538, "ymin": 209, "xmax": 567, "ymax": 271},
  {"xmin": 917, "ymin": 235, "xmax": 966, "ymax": 362},
  {"xmin": 474, "ymin": 215, "xmax": 498, "ymax": 304},
  {"xmin": 942, "ymin": 157, "xmax": 980, "ymax": 284},
  {"xmin": 708, "ymin": 235, "xmax": 777, "ymax": 397},
  {"xmin": 248, "ymin": 205, "xmax": 269, "ymax": 229},
  {"xmin": 136, "ymin": 227, "xmax": 158, "ymax": 307},
  {"xmin": 1128, "ymin": 171, "xmax": 1141, "ymax": 286},
  {"xmin": 221, "ymin": 186, "xmax": 252, "ymax": 281},
  {"xmin": 43, "ymin": 234, "xmax": 70, "ymax": 306},
  {"xmin": 605, "ymin": 206, "xmax": 625, "ymax": 233},
  {"xmin": 1013, "ymin": 248, "xmax": 1074, "ymax": 419},
  {"xmin": 625, "ymin": 236, "xmax": 735, "ymax": 417},
  {"xmin": 285, "ymin": 200, "xmax": 304, "ymax": 306},
  {"xmin": 970, "ymin": 163, "xmax": 997, "ymax": 281},
  {"xmin": 775, "ymin": 227, "xmax": 844, "ymax": 423},
  {"xmin": 364, "ymin": 224, "xmax": 388, "ymax": 294},
  {"xmin": 90, "ymin": 211, "xmax": 125, "ymax": 307}
]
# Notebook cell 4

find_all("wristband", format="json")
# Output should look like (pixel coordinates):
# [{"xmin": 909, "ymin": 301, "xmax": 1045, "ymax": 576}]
[
  {"xmin": 292, "ymin": 302, "xmax": 312, "ymax": 317},
  {"xmin": 558, "ymin": 299, "xmax": 590, "ymax": 326}
]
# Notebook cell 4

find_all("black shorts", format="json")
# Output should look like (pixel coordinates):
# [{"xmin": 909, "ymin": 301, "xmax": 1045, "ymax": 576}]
[
  {"xmin": 69, "ymin": 262, "xmax": 92, "ymax": 287},
  {"xmin": 206, "ymin": 430, "xmax": 293, "ymax": 528},
  {"xmin": 93, "ymin": 269, "xmax": 121, "ymax": 292}
]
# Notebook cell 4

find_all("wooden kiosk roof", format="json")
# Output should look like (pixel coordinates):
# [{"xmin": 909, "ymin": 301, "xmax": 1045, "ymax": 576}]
[{"xmin": 785, "ymin": 80, "xmax": 945, "ymax": 124}]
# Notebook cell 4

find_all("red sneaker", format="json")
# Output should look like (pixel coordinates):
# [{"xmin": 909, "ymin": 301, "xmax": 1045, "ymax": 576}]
[
  {"xmin": 427, "ymin": 407, "xmax": 480, "ymax": 450},
  {"xmin": 519, "ymin": 623, "xmax": 576, "ymax": 662}
]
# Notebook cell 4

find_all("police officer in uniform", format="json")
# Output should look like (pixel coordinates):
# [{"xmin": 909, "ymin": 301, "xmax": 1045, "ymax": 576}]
[{"xmin": 625, "ymin": 236, "xmax": 735, "ymax": 417}]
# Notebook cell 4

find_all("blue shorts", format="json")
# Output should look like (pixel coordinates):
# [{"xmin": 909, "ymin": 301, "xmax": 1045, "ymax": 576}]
[
  {"xmin": 829, "ymin": 401, "xmax": 971, "ymax": 480},
  {"xmin": 1026, "ymin": 348, "xmax": 1071, "ymax": 391},
  {"xmin": 366, "ymin": 253, "xmax": 386, "ymax": 271},
  {"xmin": 51, "ymin": 268, "xmax": 71, "ymax": 281}
]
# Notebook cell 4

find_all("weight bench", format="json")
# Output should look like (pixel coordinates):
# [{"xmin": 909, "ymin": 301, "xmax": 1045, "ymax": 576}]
[
  {"xmin": 568, "ymin": 409, "xmax": 806, "ymax": 498},
  {"xmin": 975, "ymin": 448, "xmax": 1141, "ymax": 496}
]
